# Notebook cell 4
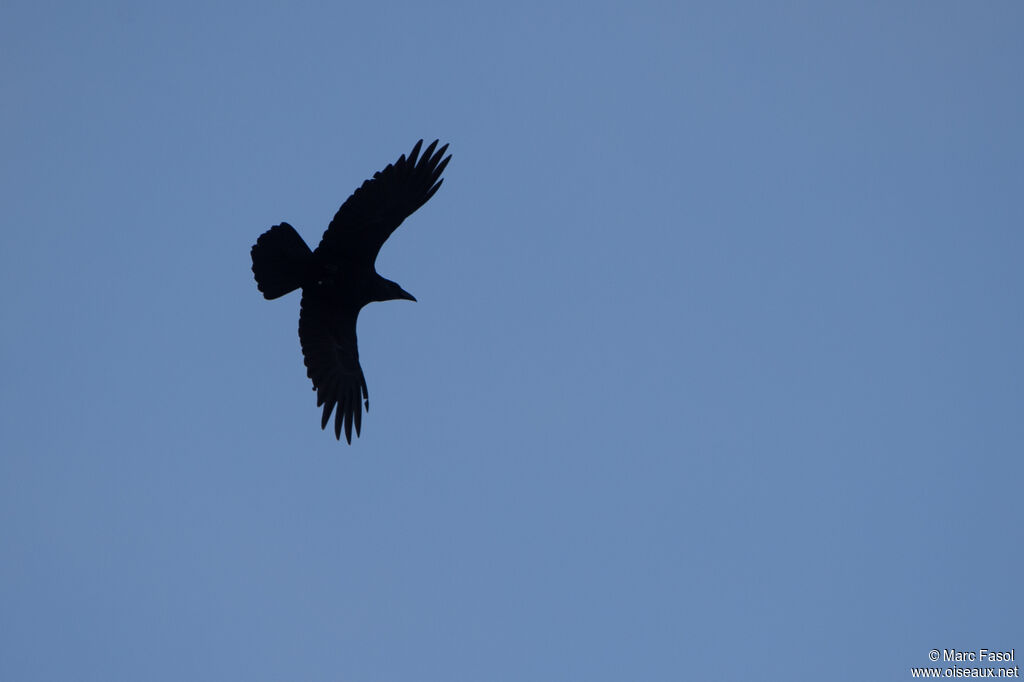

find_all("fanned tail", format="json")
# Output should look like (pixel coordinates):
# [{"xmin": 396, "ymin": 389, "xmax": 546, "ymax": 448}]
[{"xmin": 250, "ymin": 223, "xmax": 313, "ymax": 299}]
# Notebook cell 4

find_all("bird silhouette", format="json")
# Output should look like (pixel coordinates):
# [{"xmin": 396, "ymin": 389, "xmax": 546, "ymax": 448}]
[{"xmin": 251, "ymin": 139, "xmax": 451, "ymax": 443}]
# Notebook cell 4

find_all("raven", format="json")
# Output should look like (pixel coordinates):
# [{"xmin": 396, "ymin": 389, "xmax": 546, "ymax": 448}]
[{"xmin": 251, "ymin": 139, "xmax": 451, "ymax": 443}]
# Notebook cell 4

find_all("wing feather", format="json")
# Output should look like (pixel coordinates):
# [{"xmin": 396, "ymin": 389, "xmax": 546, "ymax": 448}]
[
  {"xmin": 299, "ymin": 290, "xmax": 368, "ymax": 443},
  {"xmin": 315, "ymin": 139, "xmax": 452, "ymax": 265}
]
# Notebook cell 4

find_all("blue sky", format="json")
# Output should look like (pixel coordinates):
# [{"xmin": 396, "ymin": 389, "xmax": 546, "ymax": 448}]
[{"xmin": 2, "ymin": 2, "xmax": 1022, "ymax": 680}]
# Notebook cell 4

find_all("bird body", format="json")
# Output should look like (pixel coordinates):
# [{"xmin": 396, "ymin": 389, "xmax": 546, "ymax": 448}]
[{"xmin": 251, "ymin": 139, "xmax": 451, "ymax": 443}]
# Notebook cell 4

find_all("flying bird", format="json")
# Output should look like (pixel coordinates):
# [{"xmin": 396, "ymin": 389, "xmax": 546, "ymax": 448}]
[{"xmin": 251, "ymin": 139, "xmax": 451, "ymax": 443}]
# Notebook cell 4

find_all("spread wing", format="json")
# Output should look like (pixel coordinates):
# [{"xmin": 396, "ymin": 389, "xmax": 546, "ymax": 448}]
[
  {"xmin": 298, "ymin": 289, "xmax": 369, "ymax": 443},
  {"xmin": 314, "ymin": 139, "xmax": 451, "ymax": 266}
]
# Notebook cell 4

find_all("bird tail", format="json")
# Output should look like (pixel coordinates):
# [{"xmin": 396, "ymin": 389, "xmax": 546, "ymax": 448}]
[{"xmin": 251, "ymin": 222, "xmax": 314, "ymax": 299}]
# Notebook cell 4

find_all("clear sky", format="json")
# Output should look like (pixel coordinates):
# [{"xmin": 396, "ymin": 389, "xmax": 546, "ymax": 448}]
[{"xmin": 2, "ymin": 2, "xmax": 1022, "ymax": 680}]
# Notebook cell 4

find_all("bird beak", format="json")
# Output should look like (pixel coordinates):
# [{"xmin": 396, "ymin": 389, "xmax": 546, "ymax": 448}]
[{"xmin": 398, "ymin": 288, "xmax": 417, "ymax": 302}]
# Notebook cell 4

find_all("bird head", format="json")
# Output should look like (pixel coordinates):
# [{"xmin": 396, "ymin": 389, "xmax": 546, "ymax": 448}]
[{"xmin": 372, "ymin": 276, "xmax": 417, "ymax": 303}]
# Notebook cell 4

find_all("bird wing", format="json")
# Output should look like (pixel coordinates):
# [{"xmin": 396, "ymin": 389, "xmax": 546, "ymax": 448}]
[
  {"xmin": 315, "ymin": 139, "xmax": 451, "ymax": 266},
  {"xmin": 298, "ymin": 289, "xmax": 369, "ymax": 443}
]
